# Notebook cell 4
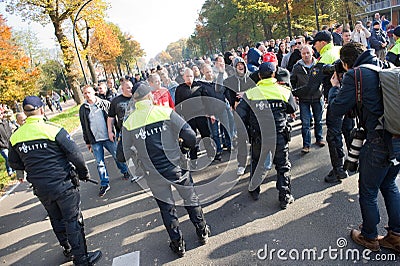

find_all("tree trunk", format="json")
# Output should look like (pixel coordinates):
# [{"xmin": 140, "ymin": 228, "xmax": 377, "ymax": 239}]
[
  {"xmin": 285, "ymin": 1, "xmax": 292, "ymax": 38},
  {"xmin": 86, "ymin": 55, "xmax": 97, "ymax": 84},
  {"xmin": 51, "ymin": 17, "xmax": 84, "ymax": 104}
]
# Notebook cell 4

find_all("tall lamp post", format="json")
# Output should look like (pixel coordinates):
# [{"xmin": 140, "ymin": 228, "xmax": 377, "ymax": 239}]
[
  {"xmin": 73, "ymin": 0, "xmax": 93, "ymax": 85},
  {"xmin": 314, "ymin": 0, "xmax": 320, "ymax": 31}
]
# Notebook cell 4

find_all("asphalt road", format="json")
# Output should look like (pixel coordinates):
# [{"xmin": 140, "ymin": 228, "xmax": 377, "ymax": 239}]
[{"xmin": 1, "ymin": 114, "xmax": 399, "ymax": 265}]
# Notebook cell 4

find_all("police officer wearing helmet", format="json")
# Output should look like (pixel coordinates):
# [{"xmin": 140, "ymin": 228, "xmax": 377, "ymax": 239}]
[
  {"xmin": 8, "ymin": 96, "xmax": 102, "ymax": 266},
  {"xmin": 120, "ymin": 84, "xmax": 210, "ymax": 257},
  {"xmin": 236, "ymin": 62, "xmax": 297, "ymax": 209}
]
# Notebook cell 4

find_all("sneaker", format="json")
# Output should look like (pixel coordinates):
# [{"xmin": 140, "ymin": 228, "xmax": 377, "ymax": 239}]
[
  {"xmin": 196, "ymin": 224, "xmax": 211, "ymax": 245},
  {"xmin": 99, "ymin": 185, "xmax": 110, "ymax": 197},
  {"xmin": 122, "ymin": 172, "xmax": 130, "ymax": 180},
  {"xmin": 301, "ymin": 147, "xmax": 310, "ymax": 154},
  {"xmin": 169, "ymin": 239, "xmax": 186, "ymax": 257},
  {"xmin": 379, "ymin": 229, "xmax": 400, "ymax": 253},
  {"xmin": 315, "ymin": 141, "xmax": 326, "ymax": 147},
  {"xmin": 279, "ymin": 194, "xmax": 295, "ymax": 210},
  {"xmin": 237, "ymin": 166, "xmax": 245, "ymax": 176},
  {"xmin": 350, "ymin": 229, "xmax": 380, "ymax": 252},
  {"xmin": 74, "ymin": 250, "xmax": 102, "ymax": 266}
]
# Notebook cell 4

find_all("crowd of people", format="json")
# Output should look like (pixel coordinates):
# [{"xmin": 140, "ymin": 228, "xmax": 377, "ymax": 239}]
[{"xmin": 3, "ymin": 12, "xmax": 400, "ymax": 264}]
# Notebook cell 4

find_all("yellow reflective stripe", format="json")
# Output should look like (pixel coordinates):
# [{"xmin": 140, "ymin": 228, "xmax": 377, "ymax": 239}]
[
  {"xmin": 124, "ymin": 103, "xmax": 172, "ymax": 131},
  {"xmin": 10, "ymin": 117, "xmax": 62, "ymax": 145},
  {"xmin": 246, "ymin": 79, "xmax": 291, "ymax": 102}
]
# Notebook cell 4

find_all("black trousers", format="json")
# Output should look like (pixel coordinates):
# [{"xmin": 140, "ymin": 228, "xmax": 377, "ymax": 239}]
[
  {"xmin": 37, "ymin": 187, "xmax": 87, "ymax": 260},
  {"xmin": 147, "ymin": 171, "xmax": 206, "ymax": 241},
  {"xmin": 188, "ymin": 117, "xmax": 213, "ymax": 160},
  {"xmin": 250, "ymin": 133, "xmax": 291, "ymax": 199}
]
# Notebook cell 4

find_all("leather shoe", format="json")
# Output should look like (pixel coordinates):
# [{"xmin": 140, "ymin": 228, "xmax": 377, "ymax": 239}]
[
  {"xmin": 350, "ymin": 229, "xmax": 380, "ymax": 252},
  {"xmin": 315, "ymin": 140, "xmax": 326, "ymax": 147}
]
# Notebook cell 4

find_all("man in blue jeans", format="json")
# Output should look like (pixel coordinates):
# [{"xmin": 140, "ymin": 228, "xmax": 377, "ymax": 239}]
[
  {"xmin": 290, "ymin": 45, "xmax": 325, "ymax": 154},
  {"xmin": 79, "ymin": 85, "xmax": 129, "ymax": 197},
  {"xmin": 329, "ymin": 42, "xmax": 400, "ymax": 252}
]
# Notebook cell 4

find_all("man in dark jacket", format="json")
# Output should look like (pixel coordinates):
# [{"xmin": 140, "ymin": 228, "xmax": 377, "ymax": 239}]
[
  {"xmin": 121, "ymin": 84, "xmax": 210, "ymax": 257},
  {"xmin": 291, "ymin": 45, "xmax": 325, "ymax": 153},
  {"xmin": 0, "ymin": 110, "xmax": 14, "ymax": 176},
  {"xmin": 247, "ymin": 42, "xmax": 265, "ymax": 73},
  {"xmin": 237, "ymin": 62, "xmax": 298, "ymax": 209},
  {"xmin": 369, "ymin": 21, "xmax": 388, "ymax": 61},
  {"xmin": 8, "ymin": 96, "xmax": 102, "ymax": 265},
  {"xmin": 328, "ymin": 42, "xmax": 400, "ymax": 253},
  {"xmin": 79, "ymin": 85, "xmax": 129, "ymax": 197},
  {"xmin": 174, "ymin": 68, "xmax": 215, "ymax": 168}
]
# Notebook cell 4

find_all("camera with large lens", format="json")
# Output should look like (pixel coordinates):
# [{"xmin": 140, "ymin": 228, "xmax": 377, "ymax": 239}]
[
  {"xmin": 322, "ymin": 59, "xmax": 346, "ymax": 76},
  {"xmin": 343, "ymin": 128, "xmax": 366, "ymax": 172}
]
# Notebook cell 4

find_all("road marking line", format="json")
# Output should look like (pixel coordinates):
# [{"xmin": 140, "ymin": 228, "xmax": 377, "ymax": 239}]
[{"xmin": 112, "ymin": 251, "xmax": 140, "ymax": 266}]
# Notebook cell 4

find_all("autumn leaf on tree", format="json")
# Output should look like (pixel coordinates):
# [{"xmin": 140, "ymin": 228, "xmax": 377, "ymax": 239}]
[{"xmin": 0, "ymin": 15, "xmax": 40, "ymax": 105}]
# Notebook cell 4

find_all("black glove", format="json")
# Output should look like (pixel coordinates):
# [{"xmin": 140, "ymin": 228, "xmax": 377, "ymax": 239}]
[
  {"xmin": 78, "ymin": 173, "xmax": 90, "ymax": 182},
  {"xmin": 179, "ymin": 138, "xmax": 190, "ymax": 154}
]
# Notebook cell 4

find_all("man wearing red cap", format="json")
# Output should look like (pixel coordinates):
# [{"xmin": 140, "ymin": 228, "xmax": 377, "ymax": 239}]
[{"xmin": 250, "ymin": 52, "xmax": 291, "ymax": 89}]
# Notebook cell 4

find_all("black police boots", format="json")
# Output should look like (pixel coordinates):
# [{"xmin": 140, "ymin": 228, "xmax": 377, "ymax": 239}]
[
  {"xmin": 74, "ymin": 250, "xmax": 102, "ymax": 266},
  {"xmin": 196, "ymin": 224, "xmax": 211, "ymax": 245},
  {"xmin": 169, "ymin": 238, "xmax": 186, "ymax": 257}
]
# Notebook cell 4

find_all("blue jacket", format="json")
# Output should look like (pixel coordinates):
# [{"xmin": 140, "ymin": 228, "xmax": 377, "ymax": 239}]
[{"xmin": 328, "ymin": 50, "xmax": 383, "ymax": 140}]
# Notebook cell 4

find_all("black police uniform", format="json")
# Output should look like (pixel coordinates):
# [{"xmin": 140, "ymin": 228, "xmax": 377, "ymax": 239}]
[
  {"xmin": 8, "ymin": 112, "xmax": 101, "ymax": 265},
  {"xmin": 121, "ymin": 88, "xmax": 209, "ymax": 256},
  {"xmin": 237, "ymin": 70, "xmax": 297, "ymax": 208}
]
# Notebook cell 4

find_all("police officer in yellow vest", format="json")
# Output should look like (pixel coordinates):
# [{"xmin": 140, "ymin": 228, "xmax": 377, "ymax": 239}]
[
  {"xmin": 386, "ymin": 25, "xmax": 400, "ymax": 66},
  {"xmin": 120, "ymin": 84, "xmax": 210, "ymax": 257},
  {"xmin": 8, "ymin": 96, "xmax": 102, "ymax": 266},
  {"xmin": 236, "ymin": 62, "xmax": 297, "ymax": 209}
]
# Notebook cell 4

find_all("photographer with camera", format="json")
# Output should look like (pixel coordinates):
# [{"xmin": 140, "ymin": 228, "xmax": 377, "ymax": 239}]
[
  {"xmin": 305, "ymin": 30, "xmax": 350, "ymax": 183},
  {"xmin": 329, "ymin": 42, "xmax": 400, "ymax": 253},
  {"xmin": 8, "ymin": 96, "xmax": 102, "ymax": 265}
]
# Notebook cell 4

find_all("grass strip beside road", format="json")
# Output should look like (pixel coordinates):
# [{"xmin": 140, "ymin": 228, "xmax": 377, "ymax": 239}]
[
  {"xmin": 49, "ymin": 105, "xmax": 81, "ymax": 133},
  {"xmin": 0, "ymin": 105, "xmax": 81, "ymax": 193}
]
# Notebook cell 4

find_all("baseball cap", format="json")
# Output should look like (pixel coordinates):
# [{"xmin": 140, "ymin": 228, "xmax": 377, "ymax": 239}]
[
  {"xmin": 289, "ymin": 40, "xmax": 296, "ymax": 47},
  {"xmin": 259, "ymin": 62, "xmax": 276, "ymax": 76},
  {"xmin": 310, "ymin": 30, "xmax": 332, "ymax": 45},
  {"xmin": 133, "ymin": 83, "xmax": 152, "ymax": 100},
  {"xmin": 23, "ymin": 96, "xmax": 44, "ymax": 111},
  {"xmin": 263, "ymin": 52, "xmax": 278, "ymax": 64}
]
